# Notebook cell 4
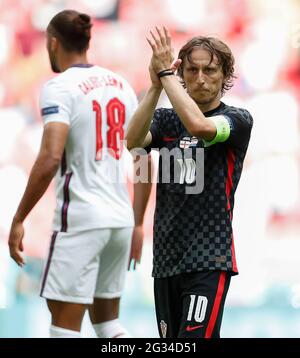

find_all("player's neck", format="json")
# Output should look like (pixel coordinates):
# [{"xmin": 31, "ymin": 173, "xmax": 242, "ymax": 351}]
[
  {"xmin": 59, "ymin": 53, "xmax": 89, "ymax": 72},
  {"xmin": 197, "ymin": 98, "xmax": 221, "ymax": 114}
]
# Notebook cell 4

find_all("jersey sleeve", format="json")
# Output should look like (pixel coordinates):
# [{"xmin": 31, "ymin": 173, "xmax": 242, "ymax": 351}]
[
  {"xmin": 144, "ymin": 108, "xmax": 166, "ymax": 152},
  {"xmin": 224, "ymin": 108, "xmax": 253, "ymax": 151},
  {"xmin": 204, "ymin": 108, "xmax": 253, "ymax": 151},
  {"xmin": 39, "ymin": 81, "xmax": 72, "ymax": 126}
]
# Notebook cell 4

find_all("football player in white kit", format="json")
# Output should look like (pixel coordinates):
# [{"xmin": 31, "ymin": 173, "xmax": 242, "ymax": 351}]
[{"xmin": 8, "ymin": 10, "xmax": 139, "ymax": 338}]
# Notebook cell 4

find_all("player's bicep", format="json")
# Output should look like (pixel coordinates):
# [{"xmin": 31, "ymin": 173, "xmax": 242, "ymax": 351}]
[{"xmin": 39, "ymin": 122, "xmax": 69, "ymax": 162}]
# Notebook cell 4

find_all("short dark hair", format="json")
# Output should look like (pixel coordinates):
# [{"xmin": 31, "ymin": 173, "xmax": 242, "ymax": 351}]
[
  {"xmin": 47, "ymin": 10, "xmax": 92, "ymax": 53},
  {"xmin": 177, "ymin": 36, "xmax": 236, "ymax": 96}
]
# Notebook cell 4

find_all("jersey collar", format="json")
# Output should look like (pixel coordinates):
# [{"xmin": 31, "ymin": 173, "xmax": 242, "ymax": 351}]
[
  {"xmin": 203, "ymin": 102, "xmax": 225, "ymax": 116},
  {"xmin": 70, "ymin": 64, "xmax": 94, "ymax": 68}
]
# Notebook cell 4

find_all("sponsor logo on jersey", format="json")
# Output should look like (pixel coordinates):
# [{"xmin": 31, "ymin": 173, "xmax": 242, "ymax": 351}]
[{"xmin": 160, "ymin": 320, "xmax": 167, "ymax": 338}]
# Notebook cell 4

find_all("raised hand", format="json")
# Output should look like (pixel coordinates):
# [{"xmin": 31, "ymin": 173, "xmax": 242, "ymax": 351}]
[
  {"xmin": 147, "ymin": 26, "xmax": 182, "ymax": 88},
  {"xmin": 147, "ymin": 26, "xmax": 174, "ymax": 74}
]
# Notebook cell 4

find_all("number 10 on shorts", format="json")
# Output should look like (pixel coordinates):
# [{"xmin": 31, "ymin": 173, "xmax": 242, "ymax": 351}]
[{"xmin": 187, "ymin": 295, "xmax": 208, "ymax": 322}]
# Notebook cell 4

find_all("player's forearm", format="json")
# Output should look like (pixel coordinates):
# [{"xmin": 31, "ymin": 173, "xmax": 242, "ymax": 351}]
[
  {"xmin": 125, "ymin": 85, "xmax": 162, "ymax": 150},
  {"xmin": 161, "ymin": 75, "xmax": 215, "ymax": 140},
  {"xmin": 13, "ymin": 155, "xmax": 60, "ymax": 223},
  {"xmin": 133, "ymin": 155, "xmax": 153, "ymax": 226},
  {"xmin": 133, "ymin": 182, "xmax": 152, "ymax": 226}
]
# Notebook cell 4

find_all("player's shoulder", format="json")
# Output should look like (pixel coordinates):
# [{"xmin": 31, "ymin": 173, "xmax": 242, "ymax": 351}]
[
  {"xmin": 221, "ymin": 103, "xmax": 253, "ymax": 127},
  {"xmin": 96, "ymin": 66, "xmax": 135, "ymax": 92},
  {"xmin": 97, "ymin": 65, "xmax": 122, "ymax": 80},
  {"xmin": 42, "ymin": 72, "xmax": 71, "ymax": 94}
]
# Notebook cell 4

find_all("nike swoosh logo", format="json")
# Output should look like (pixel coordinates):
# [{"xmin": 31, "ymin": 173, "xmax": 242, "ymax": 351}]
[{"xmin": 186, "ymin": 325, "xmax": 204, "ymax": 332}]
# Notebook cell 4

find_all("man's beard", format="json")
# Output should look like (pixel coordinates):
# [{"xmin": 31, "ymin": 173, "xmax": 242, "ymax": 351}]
[
  {"xmin": 192, "ymin": 92, "xmax": 214, "ymax": 105},
  {"xmin": 50, "ymin": 60, "xmax": 60, "ymax": 73},
  {"xmin": 189, "ymin": 88, "xmax": 219, "ymax": 106},
  {"xmin": 49, "ymin": 52, "xmax": 60, "ymax": 73}
]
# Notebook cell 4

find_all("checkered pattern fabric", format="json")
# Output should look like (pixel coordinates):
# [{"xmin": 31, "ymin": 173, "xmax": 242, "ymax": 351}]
[{"xmin": 147, "ymin": 102, "xmax": 253, "ymax": 278}]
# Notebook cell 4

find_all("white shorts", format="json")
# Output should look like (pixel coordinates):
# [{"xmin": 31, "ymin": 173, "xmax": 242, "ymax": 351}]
[{"xmin": 40, "ymin": 227, "xmax": 133, "ymax": 304}]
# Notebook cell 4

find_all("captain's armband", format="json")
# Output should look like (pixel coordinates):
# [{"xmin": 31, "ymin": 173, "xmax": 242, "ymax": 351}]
[{"xmin": 203, "ymin": 115, "xmax": 231, "ymax": 147}]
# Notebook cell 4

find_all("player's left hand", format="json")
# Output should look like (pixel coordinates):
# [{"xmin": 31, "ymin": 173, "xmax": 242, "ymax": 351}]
[
  {"xmin": 128, "ymin": 225, "xmax": 144, "ymax": 270},
  {"xmin": 8, "ymin": 218, "xmax": 25, "ymax": 267},
  {"xmin": 147, "ymin": 26, "xmax": 174, "ymax": 74}
]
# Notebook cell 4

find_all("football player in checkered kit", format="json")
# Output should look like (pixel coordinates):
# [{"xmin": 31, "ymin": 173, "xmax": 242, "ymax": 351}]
[{"xmin": 126, "ymin": 27, "xmax": 253, "ymax": 338}]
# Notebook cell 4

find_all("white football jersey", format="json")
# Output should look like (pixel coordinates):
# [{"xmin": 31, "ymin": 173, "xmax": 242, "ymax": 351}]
[{"xmin": 40, "ymin": 65, "xmax": 137, "ymax": 232}]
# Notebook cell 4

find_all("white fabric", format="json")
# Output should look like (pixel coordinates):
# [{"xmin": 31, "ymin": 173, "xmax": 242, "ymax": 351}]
[
  {"xmin": 50, "ymin": 324, "xmax": 81, "ymax": 338},
  {"xmin": 39, "ymin": 65, "xmax": 137, "ymax": 232},
  {"xmin": 41, "ymin": 227, "xmax": 132, "ymax": 304},
  {"xmin": 93, "ymin": 319, "xmax": 131, "ymax": 338}
]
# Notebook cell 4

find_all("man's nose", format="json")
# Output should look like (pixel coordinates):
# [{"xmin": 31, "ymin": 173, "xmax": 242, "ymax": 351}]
[{"xmin": 197, "ymin": 71, "xmax": 205, "ymax": 85}]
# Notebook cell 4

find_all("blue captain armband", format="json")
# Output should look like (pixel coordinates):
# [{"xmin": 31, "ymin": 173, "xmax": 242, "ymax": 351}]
[{"xmin": 203, "ymin": 115, "xmax": 231, "ymax": 147}]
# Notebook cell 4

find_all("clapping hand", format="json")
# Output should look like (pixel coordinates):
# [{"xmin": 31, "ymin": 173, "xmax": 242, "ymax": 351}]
[{"xmin": 147, "ymin": 26, "xmax": 182, "ymax": 88}]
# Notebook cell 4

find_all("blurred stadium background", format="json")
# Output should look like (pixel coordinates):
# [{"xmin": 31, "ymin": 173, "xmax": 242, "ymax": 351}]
[{"xmin": 1, "ymin": 0, "xmax": 300, "ymax": 338}]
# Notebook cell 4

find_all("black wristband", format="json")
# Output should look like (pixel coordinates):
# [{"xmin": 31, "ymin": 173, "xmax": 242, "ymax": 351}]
[{"xmin": 157, "ymin": 69, "xmax": 174, "ymax": 78}]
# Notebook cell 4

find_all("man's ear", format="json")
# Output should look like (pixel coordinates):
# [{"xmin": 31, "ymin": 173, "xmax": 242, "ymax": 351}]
[{"xmin": 50, "ymin": 36, "xmax": 58, "ymax": 52}]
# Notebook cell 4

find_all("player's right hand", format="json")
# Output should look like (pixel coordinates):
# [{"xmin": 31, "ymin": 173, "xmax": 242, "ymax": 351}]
[
  {"xmin": 8, "ymin": 218, "xmax": 25, "ymax": 267},
  {"xmin": 128, "ymin": 225, "xmax": 144, "ymax": 270}
]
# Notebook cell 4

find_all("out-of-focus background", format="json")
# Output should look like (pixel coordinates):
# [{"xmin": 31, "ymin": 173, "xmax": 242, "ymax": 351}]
[{"xmin": 1, "ymin": 0, "xmax": 300, "ymax": 338}]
